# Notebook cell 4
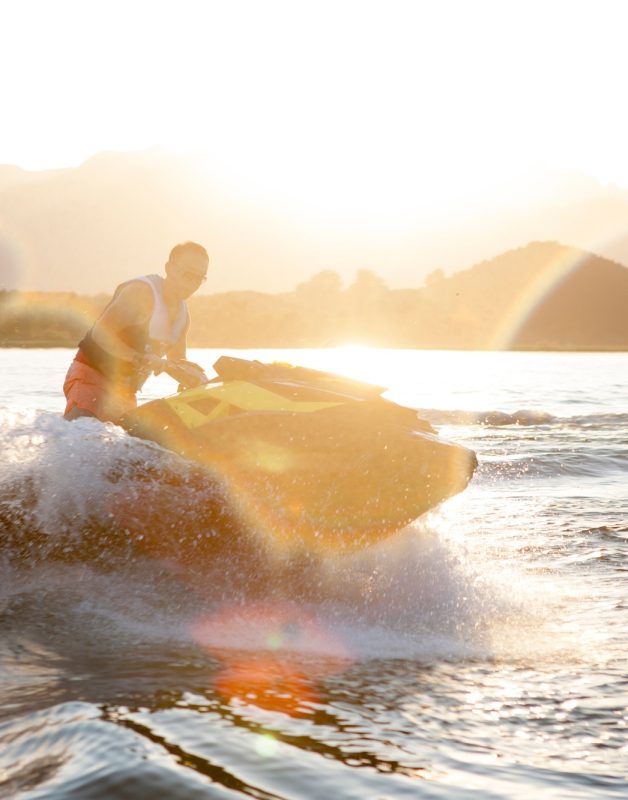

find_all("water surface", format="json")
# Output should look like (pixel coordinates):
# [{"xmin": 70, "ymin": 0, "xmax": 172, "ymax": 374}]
[{"xmin": 1, "ymin": 348, "xmax": 626, "ymax": 799}]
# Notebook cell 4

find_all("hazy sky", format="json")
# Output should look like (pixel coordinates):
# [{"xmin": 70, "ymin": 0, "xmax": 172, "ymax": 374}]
[{"xmin": 2, "ymin": 0, "xmax": 628, "ymax": 224}]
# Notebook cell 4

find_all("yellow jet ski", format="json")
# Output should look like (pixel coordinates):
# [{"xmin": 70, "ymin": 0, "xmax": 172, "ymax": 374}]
[{"xmin": 121, "ymin": 357, "xmax": 477, "ymax": 552}]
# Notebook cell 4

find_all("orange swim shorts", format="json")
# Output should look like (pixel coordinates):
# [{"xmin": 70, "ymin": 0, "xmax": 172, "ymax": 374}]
[{"xmin": 63, "ymin": 354, "xmax": 137, "ymax": 424}]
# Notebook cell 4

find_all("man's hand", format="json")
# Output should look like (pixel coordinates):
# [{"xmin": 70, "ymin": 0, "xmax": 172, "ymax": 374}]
[
  {"xmin": 139, "ymin": 353, "xmax": 167, "ymax": 374},
  {"xmin": 163, "ymin": 359, "xmax": 209, "ymax": 390}
]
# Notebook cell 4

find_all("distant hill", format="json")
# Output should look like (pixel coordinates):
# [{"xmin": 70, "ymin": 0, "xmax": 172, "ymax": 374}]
[
  {"xmin": 1, "ymin": 241, "xmax": 627, "ymax": 350},
  {"xmin": 4, "ymin": 150, "xmax": 628, "ymax": 296},
  {"xmin": 415, "ymin": 241, "xmax": 628, "ymax": 350}
]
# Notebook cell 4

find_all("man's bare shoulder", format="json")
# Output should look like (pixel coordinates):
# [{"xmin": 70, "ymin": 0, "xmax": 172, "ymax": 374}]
[
  {"xmin": 101, "ymin": 280, "xmax": 153, "ymax": 325},
  {"xmin": 116, "ymin": 280, "xmax": 153, "ymax": 305}
]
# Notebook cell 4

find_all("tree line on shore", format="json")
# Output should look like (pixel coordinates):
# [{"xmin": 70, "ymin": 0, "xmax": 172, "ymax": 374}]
[
  {"xmin": 0, "ymin": 267, "xmax": 490, "ymax": 349},
  {"xmin": 2, "ymin": 242, "xmax": 627, "ymax": 350}
]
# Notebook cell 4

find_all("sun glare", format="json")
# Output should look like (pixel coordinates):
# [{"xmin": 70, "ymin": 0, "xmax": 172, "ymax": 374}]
[
  {"xmin": 192, "ymin": 132, "xmax": 519, "ymax": 230},
  {"xmin": 323, "ymin": 345, "xmax": 381, "ymax": 385},
  {"xmin": 7, "ymin": 1, "xmax": 622, "ymax": 226}
]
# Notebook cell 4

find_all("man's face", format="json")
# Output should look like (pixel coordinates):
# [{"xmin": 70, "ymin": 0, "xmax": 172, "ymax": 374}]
[{"xmin": 168, "ymin": 251, "xmax": 209, "ymax": 299}]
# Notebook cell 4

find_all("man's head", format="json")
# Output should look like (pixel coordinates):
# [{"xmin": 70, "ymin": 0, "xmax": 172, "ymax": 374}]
[{"xmin": 165, "ymin": 241, "xmax": 209, "ymax": 299}]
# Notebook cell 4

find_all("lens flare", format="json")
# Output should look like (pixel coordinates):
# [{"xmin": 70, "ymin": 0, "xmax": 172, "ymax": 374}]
[
  {"xmin": 213, "ymin": 658, "xmax": 316, "ymax": 716},
  {"xmin": 0, "ymin": 237, "xmax": 25, "ymax": 290},
  {"xmin": 0, "ymin": 289, "xmax": 100, "ymax": 346},
  {"xmin": 190, "ymin": 603, "xmax": 352, "ymax": 716},
  {"xmin": 488, "ymin": 245, "xmax": 596, "ymax": 350},
  {"xmin": 254, "ymin": 734, "xmax": 279, "ymax": 758}
]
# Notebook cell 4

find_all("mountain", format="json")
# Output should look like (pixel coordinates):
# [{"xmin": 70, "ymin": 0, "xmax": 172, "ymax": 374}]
[
  {"xmin": 3, "ymin": 150, "xmax": 628, "ymax": 296},
  {"xmin": 414, "ymin": 241, "xmax": 628, "ymax": 350}
]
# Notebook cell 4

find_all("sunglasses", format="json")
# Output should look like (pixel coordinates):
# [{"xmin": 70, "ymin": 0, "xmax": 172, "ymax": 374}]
[{"xmin": 180, "ymin": 269, "xmax": 207, "ymax": 283}]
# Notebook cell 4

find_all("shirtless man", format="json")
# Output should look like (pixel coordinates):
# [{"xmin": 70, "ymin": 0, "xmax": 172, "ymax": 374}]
[{"xmin": 63, "ymin": 241, "xmax": 209, "ymax": 424}]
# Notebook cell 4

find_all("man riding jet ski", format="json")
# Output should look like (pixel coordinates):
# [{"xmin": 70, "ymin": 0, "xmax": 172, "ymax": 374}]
[{"xmin": 121, "ymin": 357, "xmax": 477, "ymax": 552}]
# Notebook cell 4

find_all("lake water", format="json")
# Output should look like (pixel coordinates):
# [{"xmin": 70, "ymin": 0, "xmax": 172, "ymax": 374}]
[{"xmin": 1, "ymin": 348, "xmax": 626, "ymax": 799}]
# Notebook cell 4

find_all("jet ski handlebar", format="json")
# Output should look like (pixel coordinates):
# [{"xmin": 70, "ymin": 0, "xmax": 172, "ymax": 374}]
[{"xmin": 157, "ymin": 359, "xmax": 210, "ymax": 391}]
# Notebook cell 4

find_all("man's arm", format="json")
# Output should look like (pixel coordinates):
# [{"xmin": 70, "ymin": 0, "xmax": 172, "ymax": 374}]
[
  {"xmin": 165, "ymin": 321, "xmax": 209, "ymax": 388},
  {"xmin": 90, "ymin": 283, "xmax": 154, "ymax": 364},
  {"xmin": 167, "ymin": 319, "xmax": 190, "ymax": 362}
]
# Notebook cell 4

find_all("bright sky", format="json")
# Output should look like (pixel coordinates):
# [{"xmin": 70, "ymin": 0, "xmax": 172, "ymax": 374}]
[{"xmin": 2, "ymin": 0, "xmax": 628, "ymax": 222}]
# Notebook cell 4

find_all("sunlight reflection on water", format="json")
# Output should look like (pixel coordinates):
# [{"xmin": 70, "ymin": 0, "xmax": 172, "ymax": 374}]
[{"xmin": 3, "ymin": 347, "xmax": 626, "ymax": 420}]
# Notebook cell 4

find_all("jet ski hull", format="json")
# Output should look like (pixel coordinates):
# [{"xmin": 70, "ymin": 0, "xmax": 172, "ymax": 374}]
[{"xmin": 122, "ymin": 358, "xmax": 477, "ymax": 551}]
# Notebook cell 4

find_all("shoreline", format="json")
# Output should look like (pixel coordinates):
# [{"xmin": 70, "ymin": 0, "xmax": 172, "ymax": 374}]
[{"xmin": 1, "ymin": 342, "xmax": 627, "ymax": 353}]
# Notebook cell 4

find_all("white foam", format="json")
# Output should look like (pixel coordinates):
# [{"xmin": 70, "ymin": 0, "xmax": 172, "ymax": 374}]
[{"xmin": 0, "ymin": 410, "xmax": 604, "ymax": 668}]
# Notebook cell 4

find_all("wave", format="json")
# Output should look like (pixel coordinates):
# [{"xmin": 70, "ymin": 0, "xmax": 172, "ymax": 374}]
[
  {"xmin": 0, "ymin": 411, "xmax": 265, "ymax": 580},
  {"xmin": 579, "ymin": 524, "xmax": 628, "ymax": 541},
  {"xmin": 420, "ymin": 408, "xmax": 557, "ymax": 426},
  {"xmin": 420, "ymin": 409, "xmax": 628, "ymax": 428},
  {"xmin": 475, "ymin": 450, "xmax": 628, "ymax": 481},
  {"xmin": 1, "ymin": 516, "xmax": 578, "ymax": 679}
]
